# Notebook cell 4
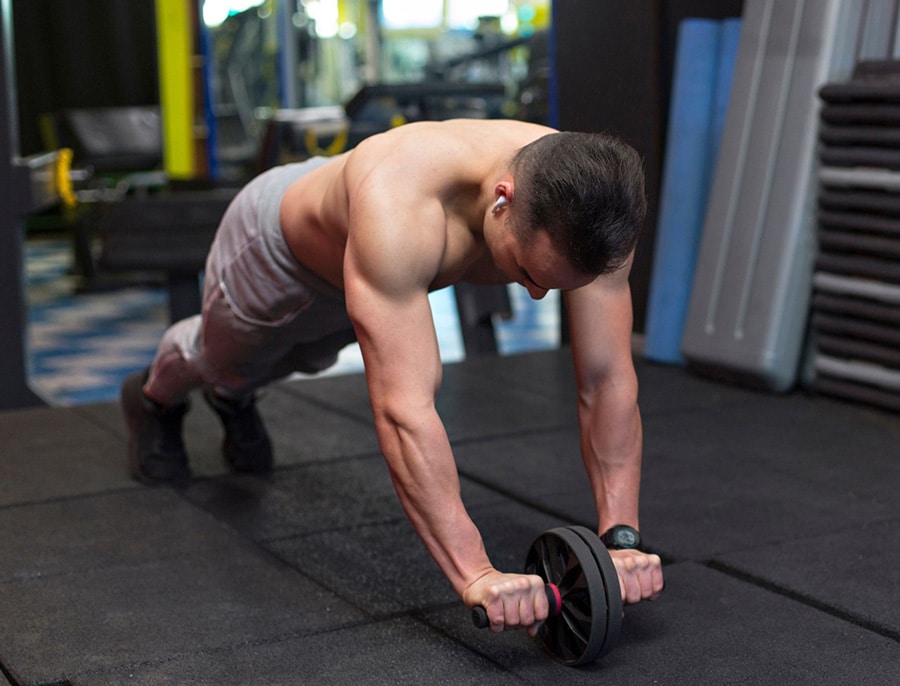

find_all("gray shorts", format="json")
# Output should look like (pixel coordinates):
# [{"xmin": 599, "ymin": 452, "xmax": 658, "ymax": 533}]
[{"xmin": 146, "ymin": 158, "xmax": 357, "ymax": 404}]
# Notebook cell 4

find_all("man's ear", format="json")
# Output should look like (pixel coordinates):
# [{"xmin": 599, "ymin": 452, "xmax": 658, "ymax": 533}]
[
  {"xmin": 493, "ymin": 180, "xmax": 514, "ymax": 208},
  {"xmin": 494, "ymin": 177, "xmax": 514, "ymax": 202}
]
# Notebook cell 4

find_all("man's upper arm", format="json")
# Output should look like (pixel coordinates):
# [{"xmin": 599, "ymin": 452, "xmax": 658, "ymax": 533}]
[{"xmin": 341, "ymin": 165, "xmax": 447, "ymax": 418}]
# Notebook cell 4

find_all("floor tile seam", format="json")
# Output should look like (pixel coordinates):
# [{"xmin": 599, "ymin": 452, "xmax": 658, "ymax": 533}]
[
  {"xmin": 637, "ymin": 398, "xmax": 775, "ymax": 421},
  {"xmin": 1, "ymin": 519, "xmax": 392, "ymax": 646},
  {"xmin": 455, "ymin": 369, "xmax": 573, "ymax": 402},
  {"xmin": 704, "ymin": 559, "xmax": 900, "ymax": 643},
  {"xmin": 275, "ymin": 385, "xmax": 375, "ymax": 426},
  {"xmin": 175, "ymin": 498, "xmax": 416, "ymax": 620},
  {"xmin": 271, "ymin": 448, "xmax": 386, "ymax": 471},
  {"xmin": 71, "ymin": 403, "xmax": 128, "ymax": 437},
  {"xmin": 203, "ymin": 474, "xmax": 539, "ymax": 549},
  {"xmin": 0, "ymin": 659, "xmax": 23, "ymax": 686},
  {"xmin": 188, "ymin": 454, "xmax": 410, "ymax": 502},
  {"xmin": 2, "ymin": 489, "xmax": 380, "ymax": 588},
  {"xmin": 241, "ymin": 538, "xmax": 410, "ymax": 628},
  {"xmin": 449, "ymin": 422, "xmax": 577, "ymax": 448},
  {"xmin": 651, "ymin": 516, "xmax": 900, "ymax": 569},
  {"xmin": 456, "ymin": 469, "xmax": 593, "ymax": 529},
  {"xmin": 0, "ymin": 541, "xmax": 281, "ymax": 588},
  {"xmin": 275, "ymin": 389, "xmax": 577, "ymax": 439},
  {"xmin": 0, "ymin": 485, "xmax": 142, "ymax": 514},
  {"xmin": 173, "ymin": 489, "xmax": 409, "ymax": 560},
  {"xmin": 640, "ymin": 385, "xmax": 896, "ymax": 426},
  {"xmin": 179, "ymin": 471, "xmax": 415, "ymax": 551},
  {"xmin": 59, "ymin": 615, "xmax": 392, "ymax": 684},
  {"xmin": 181, "ymin": 452, "xmax": 389, "ymax": 491},
  {"xmin": 256, "ymin": 511, "xmax": 414, "ymax": 548},
  {"xmin": 0, "ymin": 561, "xmax": 165, "ymax": 592},
  {"xmin": 263, "ymin": 423, "xmax": 575, "ymax": 470},
  {"xmin": 705, "ymin": 514, "xmax": 900, "ymax": 559}
]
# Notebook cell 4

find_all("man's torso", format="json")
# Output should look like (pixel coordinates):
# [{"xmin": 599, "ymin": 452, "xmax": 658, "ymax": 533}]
[{"xmin": 278, "ymin": 119, "xmax": 555, "ymax": 293}]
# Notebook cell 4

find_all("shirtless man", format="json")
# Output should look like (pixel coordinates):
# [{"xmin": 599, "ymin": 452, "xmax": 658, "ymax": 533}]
[{"xmin": 121, "ymin": 119, "xmax": 664, "ymax": 635}]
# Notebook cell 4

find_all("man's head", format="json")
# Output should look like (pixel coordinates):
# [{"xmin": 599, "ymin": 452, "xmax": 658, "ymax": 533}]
[{"xmin": 508, "ymin": 131, "xmax": 646, "ymax": 276}]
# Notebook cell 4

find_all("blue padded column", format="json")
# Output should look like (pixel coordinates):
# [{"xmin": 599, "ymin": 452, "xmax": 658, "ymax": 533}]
[{"xmin": 644, "ymin": 19, "xmax": 729, "ymax": 364}]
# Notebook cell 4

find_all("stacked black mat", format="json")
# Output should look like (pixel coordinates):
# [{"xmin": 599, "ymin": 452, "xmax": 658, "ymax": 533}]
[{"xmin": 813, "ymin": 61, "xmax": 900, "ymax": 412}]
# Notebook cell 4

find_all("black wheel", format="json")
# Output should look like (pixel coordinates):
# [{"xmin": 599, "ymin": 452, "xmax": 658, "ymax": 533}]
[
  {"xmin": 524, "ymin": 527, "xmax": 608, "ymax": 666},
  {"xmin": 568, "ymin": 525, "xmax": 624, "ymax": 659}
]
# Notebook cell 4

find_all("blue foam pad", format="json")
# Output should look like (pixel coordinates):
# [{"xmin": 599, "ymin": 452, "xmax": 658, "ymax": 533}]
[{"xmin": 644, "ymin": 18, "xmax": 741, "ymax": 364}]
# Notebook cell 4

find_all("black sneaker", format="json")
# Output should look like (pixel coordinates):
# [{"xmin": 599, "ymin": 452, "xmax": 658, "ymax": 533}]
[
  {"xmin": 202, "ymin": 388, "xmax": 273, "ymax": 474},
  {"xmin": 121, "ymin": 370, "xmax": 191, "ymax": 487}
]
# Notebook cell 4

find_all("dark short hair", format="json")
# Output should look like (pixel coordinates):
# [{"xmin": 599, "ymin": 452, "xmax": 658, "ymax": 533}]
[{"xmin": 511, "ymin": 131, "xmax": 647, "ymax": 275}]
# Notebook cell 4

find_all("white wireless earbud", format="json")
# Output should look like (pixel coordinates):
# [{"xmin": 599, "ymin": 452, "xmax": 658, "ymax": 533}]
[{"xmin": 491, "ymin": 196, "xmax": 508, "ymax": 214}]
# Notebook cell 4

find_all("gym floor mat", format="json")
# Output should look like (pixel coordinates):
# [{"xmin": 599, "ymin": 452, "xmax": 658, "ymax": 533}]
[
  {"xmin": 1, "ymin": 349, "xmax": 898, "ymax": 684},
  {"xmin": 420, "ymin": 562, "xmax": 900, "ymax": 685},
  {"xmin": 713, "ymin": 518, "xmax": 900, "ymax": 638}
]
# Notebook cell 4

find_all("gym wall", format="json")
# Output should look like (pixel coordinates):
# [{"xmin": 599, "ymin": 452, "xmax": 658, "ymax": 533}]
[
  {"xmin": 553, "ymin": 0, "xmax": 744, "ymax": 332},
  {"xmin": 12, "ymin": 0, "xmax": 159, "ymax": 157}
]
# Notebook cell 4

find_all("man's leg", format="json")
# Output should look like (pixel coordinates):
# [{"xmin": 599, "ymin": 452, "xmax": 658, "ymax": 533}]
[
  {"xmin": 122, "ymin": 279, "xmax": 283, "ymax": 484},
  {"xmin": 121, "ymin": 315, "xmax": 204, "ymax": 486},
  {"xmin": 122, "ymin": 158, "xmax": 338, "ymax": 484},
  {"xmin": 190, "ymin": 159, "xmax": 345, "ymax": 475},
  {"xmin": 194, "ymin": 284, "xmax": 282, "ymax": 475}
]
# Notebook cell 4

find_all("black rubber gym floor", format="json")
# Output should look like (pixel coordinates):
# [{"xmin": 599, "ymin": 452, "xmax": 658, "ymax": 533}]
[{"xmin": 1, "ymin": 349, "xmax": 898, "ymax": 684}]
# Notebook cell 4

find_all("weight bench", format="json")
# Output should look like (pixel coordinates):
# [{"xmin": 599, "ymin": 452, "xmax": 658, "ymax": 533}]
[{"xmin": 97, "ymin": 189, "xmax": 237, "ymax": 322}]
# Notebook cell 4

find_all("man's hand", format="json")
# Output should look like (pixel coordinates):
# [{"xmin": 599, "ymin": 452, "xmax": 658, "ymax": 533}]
[
  {"xmin": 463, "ymin": 570, "xmax": 549, "ymax": 636},
  {"xmin": 609, "ymin": 548, "xmax": 664, "ymax": 604}
]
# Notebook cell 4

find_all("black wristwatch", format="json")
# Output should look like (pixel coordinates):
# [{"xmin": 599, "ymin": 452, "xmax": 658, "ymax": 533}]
[{"xmin": 600, "ymin": 525, "xmax": 642, "ymax": 550}]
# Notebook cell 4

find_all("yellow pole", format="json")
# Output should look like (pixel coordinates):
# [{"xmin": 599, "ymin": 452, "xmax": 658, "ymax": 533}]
[{"xmin": 155, "ymin": 0, "xmax": 195, "ymax": 178}]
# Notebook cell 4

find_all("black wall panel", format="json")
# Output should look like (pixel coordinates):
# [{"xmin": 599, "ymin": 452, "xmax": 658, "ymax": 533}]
[
  {"xmin": 12, "ymin": 0, "xmax": 158, "ymax": 156},
  {"xmin": 553, "ymin": 0, "xmax": 744, "ymax": 333}
]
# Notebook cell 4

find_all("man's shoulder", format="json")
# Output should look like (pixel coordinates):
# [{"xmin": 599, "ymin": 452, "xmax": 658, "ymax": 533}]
[{"xmin": 348, "ymin": 120, "xmax": 554, "ymax": 163}]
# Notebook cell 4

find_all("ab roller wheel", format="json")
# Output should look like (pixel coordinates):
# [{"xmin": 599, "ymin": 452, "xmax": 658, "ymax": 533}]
[{"xmin": 472, "ymin": 525, "xmax": 624, "ymax": 667}]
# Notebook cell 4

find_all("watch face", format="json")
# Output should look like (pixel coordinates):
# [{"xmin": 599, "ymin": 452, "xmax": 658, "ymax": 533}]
[{"xmin": 616, "ymin": 528, "xmax": 638, "ymax": 547}]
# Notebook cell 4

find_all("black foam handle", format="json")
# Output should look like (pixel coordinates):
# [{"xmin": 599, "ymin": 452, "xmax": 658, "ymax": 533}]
[{"xmin": 471, "ymin": 583, "xmax": 561, "ymax": 628}]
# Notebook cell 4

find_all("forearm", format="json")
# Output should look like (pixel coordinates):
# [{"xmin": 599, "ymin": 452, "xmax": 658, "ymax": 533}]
[
  {"xmin": 374, "ymin": 408, "xmax": 493, "ymax": 597},
  {"xmin": 578, "ymin": 378, "xmax": 643, "ymax": 534}
]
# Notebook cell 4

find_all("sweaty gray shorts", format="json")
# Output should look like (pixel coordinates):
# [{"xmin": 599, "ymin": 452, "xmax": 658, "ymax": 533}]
[{"xmin": 147, "ymin": 157, "xmax": 357, "ymax": 403}]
